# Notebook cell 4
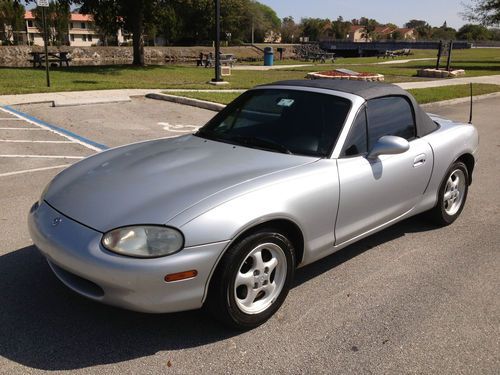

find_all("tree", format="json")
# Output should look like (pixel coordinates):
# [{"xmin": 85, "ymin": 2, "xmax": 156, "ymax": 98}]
[
  {"xmin": 79, "ymin": 0, "xmax": 123, "ymax": 46},
  {"xmin": 405, "ymin": 20, "xmax": 433, "ymax": 39},
  {"xmin": 457, "ymin": 23, "xmax": 492, "ymax": 39},
  {"xmin": 33, "ymin": 0, "xmax": 71, "ymax": 46},
  {"xmin": 462, "ymin": 0, "xmax": 500, "ymax": 26},
  {"xmin": 331, "ymin": 16, "xmax": 351, "ymax": 39},
  {"xmin": 360, "ymin": 17, "xmax": 378, "ymax": 41},
  {"xmin": 280, "ymin": 16, "xmax": 299, "ymax": 43},
  {"xmin": 0, "ymin": 0, "xmax": 25, "ymax": 45},
  {"xmin": 300, "ymin": 17, "xmax": 330, "ymax": 41},
  {"xmin": 431, "ymin": 25, "xmax": 457, "ymax": 40}
]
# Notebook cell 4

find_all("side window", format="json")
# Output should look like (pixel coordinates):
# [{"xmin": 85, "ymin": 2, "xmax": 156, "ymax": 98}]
[
  {"xmin": 366, "ymin": 96, "xmax": 415, "ymax": 148},
  {"xmin": 341, "ymin": 107, "xmax": 367, "ymax": 157}
]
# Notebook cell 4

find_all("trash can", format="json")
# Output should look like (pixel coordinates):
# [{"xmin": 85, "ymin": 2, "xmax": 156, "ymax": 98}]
[{"xmin": 264, "ymin": 47, "xmax": 274, "ymax": 66}]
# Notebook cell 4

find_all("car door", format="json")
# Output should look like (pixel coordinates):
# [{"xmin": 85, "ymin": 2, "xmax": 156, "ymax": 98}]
[{"xmin": 335, "ymin": 96, "xmax": 433, "ymax": 245}]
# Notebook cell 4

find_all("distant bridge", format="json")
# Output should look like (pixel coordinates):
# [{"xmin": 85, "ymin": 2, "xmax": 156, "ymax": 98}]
[{"xmin": 319, "ymin": 40, "xmax": 471, "ymax": 57}]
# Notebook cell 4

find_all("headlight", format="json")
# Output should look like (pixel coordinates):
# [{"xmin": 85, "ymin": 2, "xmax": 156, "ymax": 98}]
[{"xmin": 102, "ymin": 226, "xmax": 184, "ymax": 258}]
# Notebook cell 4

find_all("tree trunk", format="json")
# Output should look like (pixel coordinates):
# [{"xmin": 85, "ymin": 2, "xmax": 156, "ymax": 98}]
[{"xmin": 132, "ymin": 6, "xmax": 145, "ymax": 66}]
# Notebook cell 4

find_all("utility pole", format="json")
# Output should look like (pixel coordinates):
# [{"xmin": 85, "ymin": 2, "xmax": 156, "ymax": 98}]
[
  {"xmin": 37, "ymin": 0, "xmax": 50, "ymax": 87},
  {"xmin": 212, "ymin": 0, "xmax": 222, "ymax": 83}
]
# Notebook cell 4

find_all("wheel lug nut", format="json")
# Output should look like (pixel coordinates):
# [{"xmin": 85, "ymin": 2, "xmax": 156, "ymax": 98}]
[
  {"xmin": 254, "ymin": 282, "xmax": 258, "ymax": 289},
  {"xmin": 264, "ymin": 267, "xmax": 269, "ymax": 273},
  {"xmin": 263, "ymin": 280, "xmax": 268, "ymax": 285},
  {"xmin": 253, "ymin": 270, "xmax": 260, "ymax": 276}
]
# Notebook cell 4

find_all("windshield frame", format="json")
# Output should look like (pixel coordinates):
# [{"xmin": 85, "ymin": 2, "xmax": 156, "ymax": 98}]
[{"xmin": 195, "ymin": 86, "xmax": 356, "ymax": 159}]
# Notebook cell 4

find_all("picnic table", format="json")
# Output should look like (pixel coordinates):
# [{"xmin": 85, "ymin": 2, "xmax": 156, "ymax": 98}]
[
  {"xmin": 305, "ymin": 52, "xmax": 336, "ymax": 63},
  {"xmin": 196, "ymin": 53, "xmax": 237, "ymax": 68},
  {"xmin": 29, "ymin": 52, "xmax": 72, "ymax": 68}
]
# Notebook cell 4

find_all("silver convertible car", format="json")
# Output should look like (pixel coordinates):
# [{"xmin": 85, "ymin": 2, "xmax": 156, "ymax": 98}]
[{"xmin": 29, "ymin": 80, "xmax": 478, "ymax": 329}]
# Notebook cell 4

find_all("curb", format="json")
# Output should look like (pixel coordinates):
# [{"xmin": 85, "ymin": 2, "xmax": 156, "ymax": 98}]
[
  {"xmin": 421, "ymin": 92, "xmax": 500, "ymax": 108},
  {"xmin": 146, "ymin": 93, "xmax": 226, "ymax": 112},
  {"xmin": 53, "ymin": 97, "xmax": 131, "ymax": 108}
]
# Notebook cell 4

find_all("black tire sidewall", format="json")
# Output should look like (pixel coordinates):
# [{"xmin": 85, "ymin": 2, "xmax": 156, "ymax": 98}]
[
  {"xmin": 209, "ymin": 230, "xmax": 295, "ymax": 329},
  {"xmin": 437, "ymin": 161, "xmax": 469, "ymax": 225}
]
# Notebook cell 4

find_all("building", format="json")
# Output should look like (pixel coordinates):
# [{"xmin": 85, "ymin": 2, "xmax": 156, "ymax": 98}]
[
  {"xmin": 23, "ymin": 11, "xmax": 126, "ymax": 47},
  {"xmin": 346, "ymin": 25, "xmax": 416, "ymax": 42}
]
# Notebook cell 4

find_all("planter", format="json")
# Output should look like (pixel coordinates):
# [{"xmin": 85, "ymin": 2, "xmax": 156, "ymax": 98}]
[{"xmin": 307, "ymin": 69, "xmax": 384, "ymax": 82}]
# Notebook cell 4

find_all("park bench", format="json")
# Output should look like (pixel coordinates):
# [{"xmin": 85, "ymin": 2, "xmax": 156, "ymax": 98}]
[{"xmin": 29, "ymin": 52, "xmax": 72, "ymax": 68}]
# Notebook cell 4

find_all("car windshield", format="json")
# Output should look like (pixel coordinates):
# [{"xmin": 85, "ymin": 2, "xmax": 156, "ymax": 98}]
[{"xmin": 196, "ymin": 89, "xmax": 352, "ymax": 157}]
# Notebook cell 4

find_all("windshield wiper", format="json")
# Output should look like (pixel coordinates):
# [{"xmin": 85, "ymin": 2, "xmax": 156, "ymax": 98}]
[{"xmin": 227, "ymin": 135, "xmax": 292, "ymax": 154}]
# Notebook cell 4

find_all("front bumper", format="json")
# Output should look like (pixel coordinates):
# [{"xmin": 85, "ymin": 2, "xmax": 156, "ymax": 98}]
[{"xmin": 28, "ymin": 201, "xmax": 229, "ymax": 313}]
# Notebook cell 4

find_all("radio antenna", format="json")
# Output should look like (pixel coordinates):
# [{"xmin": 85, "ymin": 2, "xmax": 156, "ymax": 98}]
[{"xmin": 468, "ymin": 83, "xmax": 473, "ymax": 124}]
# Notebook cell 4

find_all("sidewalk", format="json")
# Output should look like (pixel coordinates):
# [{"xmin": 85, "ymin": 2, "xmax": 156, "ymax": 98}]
[{"xmin": 1, "ymin": 75, "xmax": 499, "ymax": 106}]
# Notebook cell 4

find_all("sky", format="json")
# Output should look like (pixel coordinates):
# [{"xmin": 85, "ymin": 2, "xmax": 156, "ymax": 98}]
[{"xmin": 259, "ymin": 0, "xmax": 470, "ymax": 29}]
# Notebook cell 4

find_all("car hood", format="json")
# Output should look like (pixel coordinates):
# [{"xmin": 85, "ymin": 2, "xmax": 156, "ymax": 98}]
[{"xmin": 44, "ymin": 135, "xmax": 317, "ymax": 233}]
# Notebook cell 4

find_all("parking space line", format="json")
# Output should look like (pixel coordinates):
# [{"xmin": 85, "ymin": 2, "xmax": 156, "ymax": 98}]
[
  {"xmin": 0, "ymin": 106, "xmax": 108, "ymax": 152},
  {"xmin": 0, "ymin": 140, "xmax": 73, "ymax": 143},
  {"xmin": 0, "ymin": 154, "xmax": 85, "ymax": 159},
  {"xmin": 0, "ymin": 164, "xmax": 69, "ymax": 178}
]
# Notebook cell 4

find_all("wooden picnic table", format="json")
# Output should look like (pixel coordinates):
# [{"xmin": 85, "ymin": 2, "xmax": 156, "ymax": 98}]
[
  {"xmin": 305, "ymin": 52, "xmax": 336, "ymax": 63},
  {"xmin": 29, "ymin": 52, "xmax": 72, "ymax": 68}
]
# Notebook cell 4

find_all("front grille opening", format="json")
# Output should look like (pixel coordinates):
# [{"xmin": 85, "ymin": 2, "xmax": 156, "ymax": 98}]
[{"xmin": 48, "ymin": 261, "xmax": 104, "ymax": 298}]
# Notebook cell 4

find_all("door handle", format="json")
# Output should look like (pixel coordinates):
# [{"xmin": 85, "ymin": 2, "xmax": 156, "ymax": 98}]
[{"xmin": 413, "ymin": 154, "xmax": 426, "ymax": 168}]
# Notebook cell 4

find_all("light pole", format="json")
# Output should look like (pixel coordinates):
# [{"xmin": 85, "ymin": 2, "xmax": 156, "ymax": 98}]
[
  {"xmin": 37, "ymin": 0, "xmax": 50, "ymax": 87},
  {"xmin": 212, "ymin": 0, "xmax": 222, "ymax": 83}
]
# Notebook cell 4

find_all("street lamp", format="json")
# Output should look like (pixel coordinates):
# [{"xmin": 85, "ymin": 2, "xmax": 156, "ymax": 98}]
[{"xmin": 212, "ymin": 0, "xmax": 222, "ymax": 83}]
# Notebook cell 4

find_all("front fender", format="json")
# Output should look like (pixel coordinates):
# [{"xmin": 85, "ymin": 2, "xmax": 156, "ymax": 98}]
[{"xmin": 168, "ymin": 159, "xmax": 339, "ymax": 266}]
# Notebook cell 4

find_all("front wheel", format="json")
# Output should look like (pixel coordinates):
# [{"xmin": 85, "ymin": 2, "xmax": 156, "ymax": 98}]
[
  {"xmin": 428, "ymin": 161, "xmax": 469, "ymax": 226},
  {"xmin": 206, "ymin": 229, "xmax": 295, "ymax": 330}
]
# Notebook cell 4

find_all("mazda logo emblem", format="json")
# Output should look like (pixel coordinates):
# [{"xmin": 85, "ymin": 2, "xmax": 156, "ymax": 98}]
[{"xmin": 52, "ymin": 217, "xmax": 62, "ymax": 227}]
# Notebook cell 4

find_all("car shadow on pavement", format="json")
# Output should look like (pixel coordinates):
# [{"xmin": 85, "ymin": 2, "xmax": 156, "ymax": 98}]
[
  {"xmin": 0, "ymin": 217, "xmax": 436, "ymax": 371},
  {"xmin": 293, "ymin": 216, "xmax": 437, "ymax": 287},
  {"xmin": 0, "ymin": 246, "xmax": 237, "ymax": 371}
]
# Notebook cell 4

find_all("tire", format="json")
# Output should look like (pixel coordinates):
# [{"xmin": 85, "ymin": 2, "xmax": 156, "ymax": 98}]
[
  {"xmin": 428, "ymin": 161, "xmax": 469, "ymax": 226},
  {"xmin": 206, "ymin": 228, "xmax": 295, "ymax": 330}
]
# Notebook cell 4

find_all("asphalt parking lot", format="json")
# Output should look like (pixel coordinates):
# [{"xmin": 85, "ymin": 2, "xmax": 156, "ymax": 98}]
[{"xmin": 0, "ymin": 96, "xmax": 498, "ymax": 374}]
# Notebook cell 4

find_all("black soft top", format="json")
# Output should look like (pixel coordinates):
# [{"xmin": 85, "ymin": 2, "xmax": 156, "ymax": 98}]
[{"xmin": 260, "ymin": 79, "xmax": 439, "ymax": 137}]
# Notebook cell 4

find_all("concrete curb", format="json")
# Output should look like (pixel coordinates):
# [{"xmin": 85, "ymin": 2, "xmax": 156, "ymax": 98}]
[
  {"xmin": 146, "ymin": 93, "xmax": 226, "ymax": 112},
  {"xmin": 421, "ymin": 92, "xmax": 500, "ymax": 108},
  {"xmin": 53, "ymin": 96, "xmax": 131, "ymax": 107}
]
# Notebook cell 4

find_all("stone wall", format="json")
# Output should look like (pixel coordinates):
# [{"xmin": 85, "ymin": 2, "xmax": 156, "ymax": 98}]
[{"xmin": 0, "ymin": 45, "xmax": 297, "ymax": 67}]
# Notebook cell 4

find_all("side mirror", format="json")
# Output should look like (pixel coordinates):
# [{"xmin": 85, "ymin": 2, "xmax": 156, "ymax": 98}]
[{"xmin": 367, "ymin": 135, "xmax": 409, "ymax": 159}]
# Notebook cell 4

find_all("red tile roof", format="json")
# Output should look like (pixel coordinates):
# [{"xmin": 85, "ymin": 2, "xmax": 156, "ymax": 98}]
[{"xmin": 24, "ymin": 11, "xmax": 93, "ymax": 22}]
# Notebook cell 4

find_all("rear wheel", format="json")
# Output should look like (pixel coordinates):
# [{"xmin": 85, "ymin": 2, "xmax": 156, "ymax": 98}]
[
  {"xmin": 207, "ymin": 229, "xmax": 295, "ymax": 330},
  {"xmin": 428, "ymin": 161, "xmax": 469, "ymax": 226}
]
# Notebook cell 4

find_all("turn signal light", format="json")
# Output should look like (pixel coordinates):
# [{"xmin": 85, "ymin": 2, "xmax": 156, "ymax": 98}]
[{"xmin": 164, "ymin": 270, "xmax": 198, "ymax": 282}]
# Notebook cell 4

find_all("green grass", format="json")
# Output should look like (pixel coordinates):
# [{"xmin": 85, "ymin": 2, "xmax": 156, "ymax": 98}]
[
  {"xmin": 165, "ymin": 83, "xmax": 500, "ymax": 105},
  {"xmin": 0, "ymin": 48, "xmax": 498, "ymax": 95},
  {"xmin": 409, "ymin": 83, "xmax": 500, "ymax": 104}
]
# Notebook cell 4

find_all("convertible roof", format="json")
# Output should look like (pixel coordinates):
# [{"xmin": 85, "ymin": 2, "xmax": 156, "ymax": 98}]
[
  {"xmin": 261, "ymin": 79, "xmax": 409, "ymax": 100},
  {"xmin": 259, "ymin": 79, "xmax": 439, "ymax": 137}
]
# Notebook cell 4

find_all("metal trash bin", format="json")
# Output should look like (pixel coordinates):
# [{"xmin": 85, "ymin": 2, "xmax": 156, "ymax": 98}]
[{"xmin": 264, "ymin": 47, "xmax": 274, "ymax": 66}]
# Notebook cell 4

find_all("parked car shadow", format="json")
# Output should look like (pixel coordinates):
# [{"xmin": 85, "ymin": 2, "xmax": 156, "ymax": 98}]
[{"xmin": 0, "ymin": 216, "xmax": 436, "ymax": 371}]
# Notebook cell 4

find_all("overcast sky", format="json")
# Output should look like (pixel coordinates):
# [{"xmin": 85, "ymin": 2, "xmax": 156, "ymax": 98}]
[{"xmin": 259, "ymin": 0, "xmax": 469, "ymax": 29}]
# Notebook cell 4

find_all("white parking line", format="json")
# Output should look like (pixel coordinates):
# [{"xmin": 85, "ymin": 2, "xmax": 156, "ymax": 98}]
[
  {"xmin": 0, "ymin": 155, "xmax": 85, "ymax": 159},
  {"xmin": 0, "ymin": 107, "xmax": 106, "ymax": 152},
  {"xmin": 0, "ymin": 165, "xmax": 69, "ymax": 178},
  {"xmin": 0, "ymin": 140, "xmax": 73, "ymax": 143}
]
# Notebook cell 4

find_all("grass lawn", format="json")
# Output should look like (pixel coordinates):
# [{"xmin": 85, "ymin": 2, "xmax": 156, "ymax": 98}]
[
  {"xmin": 165, "ymin": 83, "xmax": 500, "ymax": 105},
  {"xmin": 0, "ymin": 48, "xmax": 498, "ymax": 95}
]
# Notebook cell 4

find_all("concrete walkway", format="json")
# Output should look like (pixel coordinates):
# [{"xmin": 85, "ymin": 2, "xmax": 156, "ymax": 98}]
[
  {"xmin": 0, "ymin": 75, "xmax": 499, "ymax": 106},
  {"xmin": 232, "ymin": 64, "xmax": 312, "ymax": 70},
  {"xmin": 396, "ymin": 74, "xmax": 500, "ymax": 89}
]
